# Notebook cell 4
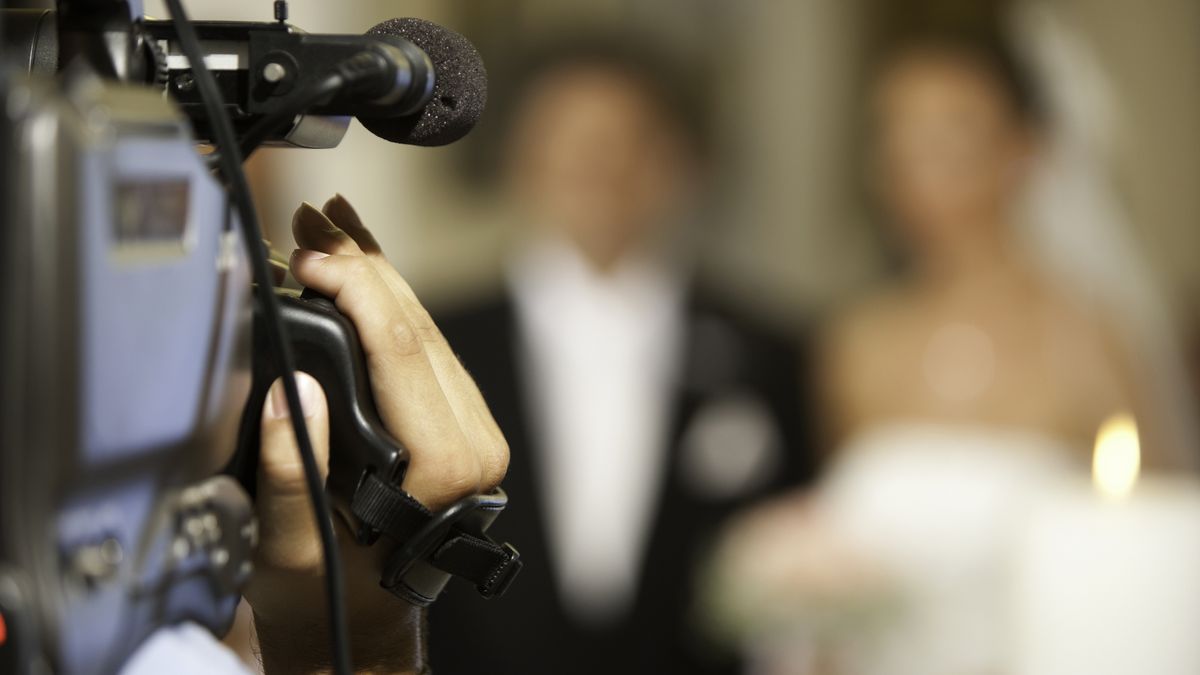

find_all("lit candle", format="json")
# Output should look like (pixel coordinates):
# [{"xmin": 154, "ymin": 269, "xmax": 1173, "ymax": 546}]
[{"xmin": 1012, "ymin": 414, "xmax": 1200, "ymax": 674}]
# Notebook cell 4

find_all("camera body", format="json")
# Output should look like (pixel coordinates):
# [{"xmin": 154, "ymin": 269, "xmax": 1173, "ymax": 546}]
[
  {"xmin": 0, "ymin": 4, "xmax": 516, "ymax": 672},
  {"xmin": 0, "ymin": 69, "xmax": 254, "ymax": 674}
]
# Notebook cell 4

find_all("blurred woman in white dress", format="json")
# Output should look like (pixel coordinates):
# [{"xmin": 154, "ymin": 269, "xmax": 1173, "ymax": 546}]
[{"xmin": 707, "ymin": 9, "xmax": 1198, "ymax": 675}]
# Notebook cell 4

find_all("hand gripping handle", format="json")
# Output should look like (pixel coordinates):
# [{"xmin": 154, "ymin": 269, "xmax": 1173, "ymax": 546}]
[{"xmin": 228, "ymin": 287, "xmax": 520, "ymax": 603}]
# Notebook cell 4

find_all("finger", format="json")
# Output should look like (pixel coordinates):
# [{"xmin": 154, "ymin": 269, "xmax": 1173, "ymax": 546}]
[
  {"xmin": 316, "ymin": 196, "xmax": 423, "ymax": 331},
  {"xmin": 367, "ymin": 265, "xmax": 509, "ymax": 488},
  {"xmin": 255, "ymin": 372, "xmax": 330, "ymax": 574},
  {"xmin": 289, "ymin": 250, "xmax": 482, "ymax": 508},
  {"xmin": 292, "ymin": 201, "xmax": 364, "ymax": 257},
  {"xmin": 291, "ymin": 204, "xmax": 480, "ymax": 453},
  {"xmin": 322, "ymin": 193, "xmax": 383, "ymax": 256},
  {"xmin": 290, "ymin": 250, "xmax": 422, "ymax": 356},
  {"xmin": 325, "ymin": 246, "xmax": 508, "ymax": 490}
]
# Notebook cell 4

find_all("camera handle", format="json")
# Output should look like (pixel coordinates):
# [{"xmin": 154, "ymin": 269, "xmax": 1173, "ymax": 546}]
[{"xmin": 227, "ymin": 287, "xmax": 520, "ymax": 606}]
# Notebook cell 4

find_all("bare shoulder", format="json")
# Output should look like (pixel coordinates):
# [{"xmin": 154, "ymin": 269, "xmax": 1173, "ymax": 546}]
[
  {"xmin": 816, "ymin": 286, "xmax": 920, "ymax": 442},
  {"xmin": 1039, "ymin": 287, "xmax": 1135, "ymax": 373}
]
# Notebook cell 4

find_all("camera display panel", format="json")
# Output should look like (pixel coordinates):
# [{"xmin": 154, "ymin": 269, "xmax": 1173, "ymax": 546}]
[{"xmin": 113, "ymin": 179, "xmax": 190, "ymax": 246}]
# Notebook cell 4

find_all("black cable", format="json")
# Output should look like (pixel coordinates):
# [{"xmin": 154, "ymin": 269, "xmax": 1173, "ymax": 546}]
[{"xmin": 159, "ymin": 1, "xmax": 353, "ymax": 673}]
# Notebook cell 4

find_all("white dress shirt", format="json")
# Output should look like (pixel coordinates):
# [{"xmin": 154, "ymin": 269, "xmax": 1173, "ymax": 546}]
[{"xmin": 509, "ymin": 237, "xmax": 686, "ymax": 625}]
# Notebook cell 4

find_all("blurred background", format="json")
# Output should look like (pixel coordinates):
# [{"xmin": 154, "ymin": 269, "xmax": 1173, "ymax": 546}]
[
  {"xmin": 143, "ymin": 0, "xmax": 1200, "ymax": 673},
  {"xmin": 132, "ymin": 0, "xmax": 1200, "ymax": 331}
]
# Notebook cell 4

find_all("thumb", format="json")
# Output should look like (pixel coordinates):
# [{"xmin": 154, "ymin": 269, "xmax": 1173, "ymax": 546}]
[{"xmin": 255, "ymin": 372, "xmax": 331, "ymax": 574}]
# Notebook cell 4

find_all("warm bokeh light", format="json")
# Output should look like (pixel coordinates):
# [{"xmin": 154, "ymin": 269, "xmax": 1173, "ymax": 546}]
[{"xmin": 1093, "ymin": 413, "xmax": 1141, "ymax": 500}]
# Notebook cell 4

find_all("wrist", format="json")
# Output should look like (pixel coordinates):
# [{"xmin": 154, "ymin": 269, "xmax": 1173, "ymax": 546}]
[{"xmin": 253, "ymin": 603, "xmax": 427, "ymax": 675}]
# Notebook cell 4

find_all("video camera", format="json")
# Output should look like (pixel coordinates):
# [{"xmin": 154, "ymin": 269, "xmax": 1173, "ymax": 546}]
[{"xmin": 0, "ymin": 2, "xmax": 518, "ymax": 673}]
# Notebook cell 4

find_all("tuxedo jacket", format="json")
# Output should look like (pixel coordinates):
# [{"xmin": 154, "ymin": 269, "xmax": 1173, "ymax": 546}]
[{"xmin": 427, "ymin": 287, "xmax": 817, "ymax": 675}]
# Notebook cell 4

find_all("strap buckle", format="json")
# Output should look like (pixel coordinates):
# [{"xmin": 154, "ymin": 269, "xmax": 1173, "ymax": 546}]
[
  {"xmin": 353, "ymin": 477, "xmax": 520, "ymax": 607},
  {"xmin": 477, "ymin": 542, "xmax": 521, "ymax": 599}
]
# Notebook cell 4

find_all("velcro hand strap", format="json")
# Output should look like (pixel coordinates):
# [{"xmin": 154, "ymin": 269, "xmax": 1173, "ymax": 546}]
[{"xmin": 350, "ymin": 472, "xmax": 521, "ymax": 607}]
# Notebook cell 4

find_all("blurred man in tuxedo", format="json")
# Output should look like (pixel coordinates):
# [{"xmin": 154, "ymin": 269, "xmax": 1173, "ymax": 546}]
[{"xmin": 428, "ymin": 39, "xmax": 817, "ymax": 675}]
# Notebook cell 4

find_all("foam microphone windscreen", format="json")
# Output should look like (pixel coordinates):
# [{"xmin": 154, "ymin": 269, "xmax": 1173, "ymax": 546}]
[{"xmin": 359, "ymin": 18, "xmax": 487, "ymax": 147}]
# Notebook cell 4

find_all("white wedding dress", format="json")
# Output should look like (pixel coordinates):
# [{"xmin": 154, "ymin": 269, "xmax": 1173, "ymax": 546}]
[{"xmin": 753, "ymin": 422, "xmax": 1079, "ymax": 675}]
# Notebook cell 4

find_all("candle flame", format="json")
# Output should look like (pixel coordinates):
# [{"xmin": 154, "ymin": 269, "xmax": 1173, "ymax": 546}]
[{"xmin": 1093, "ymin": 413, "xmax": 1140, "ymax": 500}]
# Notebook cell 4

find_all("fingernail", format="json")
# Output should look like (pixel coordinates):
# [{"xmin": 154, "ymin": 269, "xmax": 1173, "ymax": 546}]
[
  {"xmin": 266, "ymin": 379, "xmax": 289, "ymax": 419},
  {"xmin": 299, "ymin": 201, "xmax": 341, "ymax": 233},
  {"xmin": 265, "ymin": 374, "xmax": 320, "ymax": 419},
  {"xmin": 290, "ymin": 248, "xmax": 330, "ymax": 263},
  {"xmin": 295, "ymin": 372, "xmax": 320, "ymax": 418},
  {"xmin": 293, "ymin": 201, "xmax": 317, "ymax": 225}
]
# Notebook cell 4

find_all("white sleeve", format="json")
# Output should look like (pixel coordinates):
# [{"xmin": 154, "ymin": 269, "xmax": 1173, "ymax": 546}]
[{"xmin": 119, "ymin": 623, "xmax": 255, "ymax": 675}]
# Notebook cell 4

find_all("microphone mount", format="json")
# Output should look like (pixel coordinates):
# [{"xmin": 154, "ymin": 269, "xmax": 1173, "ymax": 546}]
[{"xmin": 143, "ymin": 19, "xmax": 436, "ymax": 148}]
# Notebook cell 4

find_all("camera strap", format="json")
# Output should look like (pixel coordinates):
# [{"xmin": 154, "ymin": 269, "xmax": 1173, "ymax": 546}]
[{"xmin": 351, "ymin": 473, "xmax": 522, "ymax": 607}]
